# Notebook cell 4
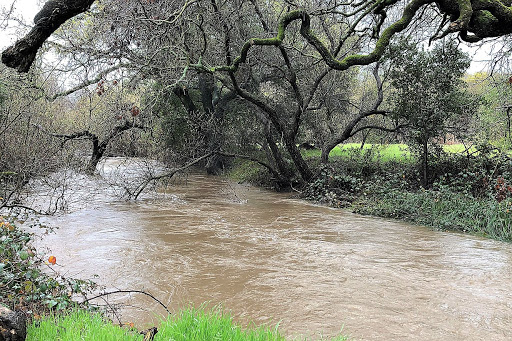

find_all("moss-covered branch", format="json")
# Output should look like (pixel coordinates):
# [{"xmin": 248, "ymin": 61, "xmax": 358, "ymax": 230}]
[
  {"xmin": 207, "ymin": 0, "xmax": 430, "ymax": 73},
  {"xmin": 4, "ymin": 0, "xmax": 512, "ymax": 74},
  {"xmin": 202, "ymin": 0, "xmax": 512, "ymax": 74}
]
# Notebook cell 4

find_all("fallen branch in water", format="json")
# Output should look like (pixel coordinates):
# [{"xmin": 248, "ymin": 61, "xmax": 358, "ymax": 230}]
[
  {"xmin": 129, "ymin": 151, "xmax": 287, "ymax": 200},
  {"xmin": 131, "ymin": 152, "xmax": 214, "ymax": 200}
]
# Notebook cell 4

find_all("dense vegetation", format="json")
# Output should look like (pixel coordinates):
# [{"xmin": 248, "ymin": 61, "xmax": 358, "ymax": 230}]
[
  {"xmin": 298, "ymin": 144, "xmax": 512, "ymax": 241},
  {"xmin": 3, "ymin": 0, "xmax": 512, "ymax": 338},
  {"xmin": 0, "ymin": 216, "xmax": 97, "ymax": 314}
]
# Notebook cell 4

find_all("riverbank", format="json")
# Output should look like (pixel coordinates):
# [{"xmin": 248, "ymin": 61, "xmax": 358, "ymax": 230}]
[
  {"xmin": 26, "ymin": 308, "xmax": 291, "ymax": 341},
  {"xmin": 229, "ymin": 143, "xmax": 512, "ymax": 241}
]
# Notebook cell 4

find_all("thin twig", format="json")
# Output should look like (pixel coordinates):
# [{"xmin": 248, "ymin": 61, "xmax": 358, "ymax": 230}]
[{"xmin": 83, "ymin": 290, "xmax": 171, "ymax": 315}]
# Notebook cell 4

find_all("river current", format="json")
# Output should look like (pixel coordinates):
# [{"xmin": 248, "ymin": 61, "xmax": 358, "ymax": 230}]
[{"xmin": 34, "ymin": 158, "xmax": 512, "ymax": 340}]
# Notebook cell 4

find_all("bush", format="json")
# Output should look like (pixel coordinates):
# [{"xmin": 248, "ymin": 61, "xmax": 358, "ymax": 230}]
[
  {"xmin": 303, "ymin": 166, "xmax": 362, "ymax": 207},
  {"xmin": 0, "ymin": 216, "xmax": 96, "ymax": 315}
]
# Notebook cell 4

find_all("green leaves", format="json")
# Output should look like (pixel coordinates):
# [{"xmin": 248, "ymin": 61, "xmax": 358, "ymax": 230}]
[
  {"xmin": 18, "ymin": 250, "xmax": 29, "ymax": 261},
  {"xmin": 1, "ymin": 216, "xmax": 96, "ymax": 314}
]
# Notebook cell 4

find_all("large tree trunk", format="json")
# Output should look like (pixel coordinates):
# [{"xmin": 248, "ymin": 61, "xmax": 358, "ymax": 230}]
[
  {"xmin": 283, "ymin": 133, "xmax": 313, "ymax": 181},
  {"xmin": 321, "ymin": 141, "xmax": 338, "ymax": 164},
  {"xmin": 86, "ymin": 136, "xmax": 105, "ymax": 174},
  {"xmin": 199, "ymin": 74, "xmax": 225, "ymax": 175},
  {"xmin": 262, "ymin": 123, "xmax": 293, "ymax": 180}
]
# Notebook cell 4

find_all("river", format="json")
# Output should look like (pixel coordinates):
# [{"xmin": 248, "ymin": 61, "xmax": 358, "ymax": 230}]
[{"xmin": 34, "ymin": 158, "xmax": 512, "ymax": 340}]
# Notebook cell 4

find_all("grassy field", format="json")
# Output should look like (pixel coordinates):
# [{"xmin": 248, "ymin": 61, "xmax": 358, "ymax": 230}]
[
  {"xmin": 302, "ymin": 143, "xmax": 473, "ymax": 161},
  {"xmin": 27, "ymin": 308, "xmax": 349, "ymax": 341}
]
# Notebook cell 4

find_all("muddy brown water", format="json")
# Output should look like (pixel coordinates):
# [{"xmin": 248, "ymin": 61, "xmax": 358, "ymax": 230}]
[{"xmin": 35, "ymin": 158, "xmax": 512, "ymax": 340}]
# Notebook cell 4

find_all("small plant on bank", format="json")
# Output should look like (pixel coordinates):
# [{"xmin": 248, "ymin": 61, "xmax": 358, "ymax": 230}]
[
  {"xmin": 303, "ymin": 166, "xmax": 362, "ymax": 208},
  {"xmin": 0, "ymin": 215, "xmax": 97, "ymax": 317}
]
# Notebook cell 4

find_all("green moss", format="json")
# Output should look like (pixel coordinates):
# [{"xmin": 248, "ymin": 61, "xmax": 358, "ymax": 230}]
[
  {"xmin": 472, "ymin": 10, "xmax": 499, "ymax": 26},
  {"xmin": 455, "ymin": 0, "xmax": 473, "ymax": 24},
  {"xmin": 208, "ymin": 0, "xmax": 431, "ymax": 74}
]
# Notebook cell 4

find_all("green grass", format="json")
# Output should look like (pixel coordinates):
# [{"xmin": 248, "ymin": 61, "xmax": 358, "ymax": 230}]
[
  {"xmin": 27, "ymin": 309, "xmax": 140, "ymax": 341},
  {"xmin": 302, "ymin": 143, "xmax": 473, "ymax": 162},
  {"xmin": 27, "ymin": 307, "xmax": 350, "ymax": 341},
  {"xmin": 156, "ymin": 307, "xmax": 285, "ymax": 341}
]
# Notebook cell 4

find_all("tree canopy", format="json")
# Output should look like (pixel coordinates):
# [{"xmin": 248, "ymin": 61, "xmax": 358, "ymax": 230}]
[
  {"xmin": 2, "ymin": 0, "xmax": 512, "ymax": 73},
  {"xmin": 1, "ymin": 0, "xmax": 510, "ymax": 184}
]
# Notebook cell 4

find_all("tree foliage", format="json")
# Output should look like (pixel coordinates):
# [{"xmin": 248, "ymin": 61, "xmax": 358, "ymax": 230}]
[
  {"xmin": 0, "ymin": 0, "xmax": 510, "ymax": 184},
  {"xmin": 386, "ymin": 39, "xmax": 476, "ymax": 185}
]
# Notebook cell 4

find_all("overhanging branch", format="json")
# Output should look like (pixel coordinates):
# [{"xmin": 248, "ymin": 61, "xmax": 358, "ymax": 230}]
[{"xmin": 1, "ymin": 0, "xmax": 95, "ymax": 72}]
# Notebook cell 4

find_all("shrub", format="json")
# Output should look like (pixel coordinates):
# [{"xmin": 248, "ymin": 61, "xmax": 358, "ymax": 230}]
[{"xmin": 0, "ymin": 216, "xmax": 96, "ymax": 315}]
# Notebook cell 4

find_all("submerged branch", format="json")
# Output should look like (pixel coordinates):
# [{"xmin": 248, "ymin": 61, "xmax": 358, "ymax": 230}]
[{"xmin": 131, "ymin": 152, "xmax": 214, "ymax": 200}]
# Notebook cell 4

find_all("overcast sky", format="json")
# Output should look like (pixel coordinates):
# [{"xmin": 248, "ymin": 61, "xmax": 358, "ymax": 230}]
[
  {"xmin": 1, "ymin": 0, "xmax": 42, "ymax": 48},
  {"xmin": 0, "ymin": 0, "xmax": 490, "ymax": 74}
]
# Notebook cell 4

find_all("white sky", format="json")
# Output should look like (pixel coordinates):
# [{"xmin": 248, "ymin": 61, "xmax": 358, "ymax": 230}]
[
  {"xmin": 0, "ymin": 0, "xmax": 42, "ymax": 48},
  {"xmin": 0, "ymin": 0, "xmax": 494, "ymax": 74}
]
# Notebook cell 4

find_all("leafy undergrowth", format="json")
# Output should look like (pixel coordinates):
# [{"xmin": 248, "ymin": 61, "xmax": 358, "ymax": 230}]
[
  {"xmin": 303, "ymin": 144, "xmax": 512, "ymax": 241},
  {"xmin": 27, "ymin": 307, "xmax": 350, "ymax": 341},
  {"xmin": 0, "ymin": 216, "xmax": 96, "ymax": 316},
  {"xmin": 353, "ymin": 188, "xmax": 512, "ymax": 240}
]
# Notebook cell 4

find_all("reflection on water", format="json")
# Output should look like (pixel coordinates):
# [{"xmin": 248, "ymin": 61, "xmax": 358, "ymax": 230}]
[{"xmin": 36, "ymin": 158, "xmax": 512, "ymax": 340}]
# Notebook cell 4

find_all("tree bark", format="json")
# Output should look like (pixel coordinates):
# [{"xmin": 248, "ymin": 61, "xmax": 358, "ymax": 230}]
[
  {"xmin": 422, "ymin": 140, "xmax": 428, "ymax": 188},
  {"xmin": 1, "ymin": 0, "xmax": 95, "ymax": 72},
  {"xmin": 262, "ymin": 122, "xmax": 293, "ymax": 180},
  {"xmin": 86, "ymin": 134, "xmax": 102, "ymax": 174},
  {"xmin": 283, "ymin": 132, "xmax": 313, "ymax": 181},
  {"xmin": 199, "ymin": 74, "xmax": 225, "ymax": 175}
]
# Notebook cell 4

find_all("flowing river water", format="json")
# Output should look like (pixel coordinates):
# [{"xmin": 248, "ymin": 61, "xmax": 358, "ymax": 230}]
[{"xmin": 34, "ymin": 158, "xmax": 512, "ymax": 340}]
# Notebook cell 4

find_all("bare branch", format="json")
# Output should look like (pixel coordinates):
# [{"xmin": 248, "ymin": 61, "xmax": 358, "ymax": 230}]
[{"xmin": 83, "ymin": 289, "xmax": 171, "ymax": 315}]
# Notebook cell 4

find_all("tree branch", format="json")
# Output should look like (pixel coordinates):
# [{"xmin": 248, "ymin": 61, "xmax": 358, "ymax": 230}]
[
  {"xmin": 198, "ymin": 0, "xmax": 431, "ymax": 74},
  {"xmin": 83, "ymin": 289, "xmax": 171, "ymax": 315},
  {"xmin": 1, "ymin": 0, "xmax": 95, "ymax": 72},
  {"xmin": 48, "ymin": 63, "xmax": 129, "ymax": 101},
  {"xmin": 131, "ymin": 152, "xmax": 214, "ymax": 200}
]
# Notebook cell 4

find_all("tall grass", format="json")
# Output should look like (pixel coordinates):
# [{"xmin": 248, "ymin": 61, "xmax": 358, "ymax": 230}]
[
  {"xmin": 156, "ymin": 307, "xmax": 285, "ymax": 341},
  {"xmin": 27, "ymin": 307, "xmax": 350, "ymax": 341},
  {"xmin": 27, "ymin": 309, "xmax": 140, "ymax": 341},
  {"xmin": 354, "ymin": 188, "xmax": 512, "ymax": 241}
]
